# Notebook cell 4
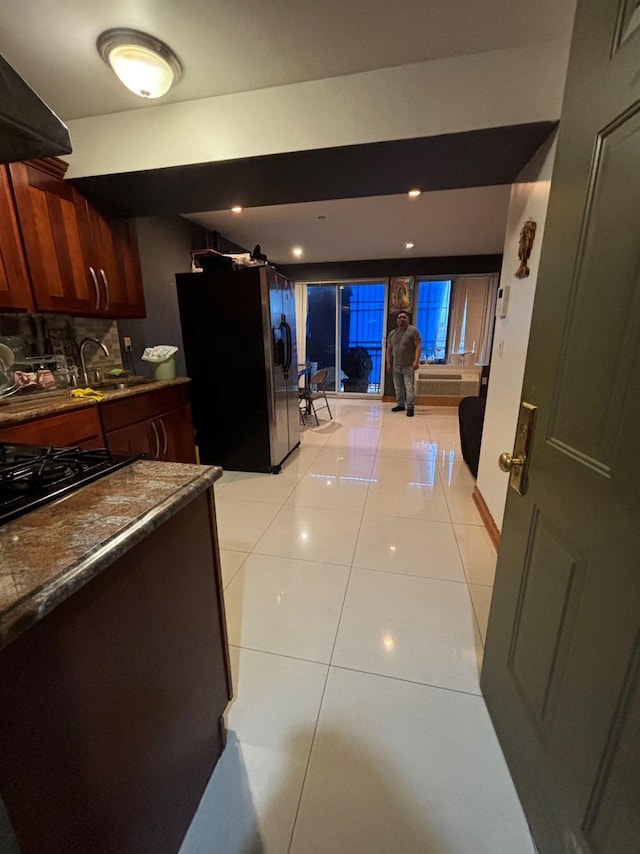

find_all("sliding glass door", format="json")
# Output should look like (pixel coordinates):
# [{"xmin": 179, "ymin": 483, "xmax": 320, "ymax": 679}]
[{"xmin": 304, "ymin": 280, "xmax": 387, "ymax": 394}]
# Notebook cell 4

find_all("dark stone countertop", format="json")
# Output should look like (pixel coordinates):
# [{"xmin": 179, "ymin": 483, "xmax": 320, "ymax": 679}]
[
  {"xmin": 0, "ymin": 377, "xmax": 191, "ymax": 428},
  {"xmin": 0, "ymin": 459, "xmax": 222, "ymax": 650}
]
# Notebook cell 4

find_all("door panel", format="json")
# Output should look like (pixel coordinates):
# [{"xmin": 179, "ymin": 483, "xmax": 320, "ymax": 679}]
[
  {"xmin": 508, "ymin": 509, "xmax": 585, "ymax": 728},
  {"xmin": 550, "ymin": 105, "xmax": 640, "ymax": 469},
  {"xmin": 481, "ymin": 1, "xmax": 640, "ymax": 851}
]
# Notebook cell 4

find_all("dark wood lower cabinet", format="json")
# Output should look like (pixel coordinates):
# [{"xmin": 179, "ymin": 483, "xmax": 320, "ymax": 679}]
[
  {"xmin": 101, "ymin": 385, "xmax": 197, "ymax": 463},
  {"xmin": 0, "ymin": 490, "xmax": 231, "ymax": 854}
]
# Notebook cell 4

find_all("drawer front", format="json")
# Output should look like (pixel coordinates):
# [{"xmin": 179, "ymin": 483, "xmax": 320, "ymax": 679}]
[
  {"xmin": 0, "ymin": 406, "xmax": 104, "ymax": 448},
  {"xmin": 100, "ymin": 384, "xmax": 191, "ymax": 433}
]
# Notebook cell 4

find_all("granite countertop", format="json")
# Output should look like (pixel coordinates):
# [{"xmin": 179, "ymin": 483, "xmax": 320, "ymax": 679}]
[
  {"xmin": 0, "ymin": 459, "xmax": 222, "ymax": 650},
  {"xmin": 0, "ymin": 377, "xmax": 191, "ymax": 428}
]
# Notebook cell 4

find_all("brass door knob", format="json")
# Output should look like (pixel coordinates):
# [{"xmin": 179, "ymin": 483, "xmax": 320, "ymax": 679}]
[{"xmin": 498, "ymin": 452, "xmax": 525, "ymax": 472}]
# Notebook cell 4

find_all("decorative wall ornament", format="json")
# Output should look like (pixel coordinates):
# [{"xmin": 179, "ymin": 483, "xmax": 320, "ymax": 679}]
[
  {"xmin": 390, "ymin": 276, "xmax": 414, "ymax": 312},
  {"xmin": 515, "ymin": 219, "xmax": 537, "ymax": 279}
]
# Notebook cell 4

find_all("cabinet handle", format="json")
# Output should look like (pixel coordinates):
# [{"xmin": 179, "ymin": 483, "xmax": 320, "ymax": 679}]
[
  {"xmin": 159, "ymin": 418, "xmax": 168, "ymax": 456},
  {"xmin": 99, "ymin": 269, "xmax": 110, "ymax": 312},
  {"xmin": 151, "ymin": 420, "xmax": 161, "ymax": 459},
  {"xmin": 88, "ymin": 267, "xmax": 100, "ymax": 310}
]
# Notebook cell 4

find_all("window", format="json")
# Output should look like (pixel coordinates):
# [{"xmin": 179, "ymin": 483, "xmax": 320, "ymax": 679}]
[
  {"xmin": 415, "ymin": 279, "xmax": 452, "ymax": 363},
  {"xmin": 447, "ymin": 275, "xmax": 498, "ymax": 364}
]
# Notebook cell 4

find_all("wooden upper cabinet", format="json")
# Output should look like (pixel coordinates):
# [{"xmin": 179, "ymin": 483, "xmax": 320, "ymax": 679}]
[
  {"xmin": 9, "ymin": 160, "xmax": 96, "ymax": 316},
  {"xmin": 8, "ymin": 158, "xmax": 146, "ymax": 319},
  {"xmin": 74, "ymin": 195, "xmax": 146, "ymax": 319},
  {"xmin": 109, "ymin": 218, "xmax": 146, "ymax": 318},
  {"xmin": 0, "ymin": 165, "xmax": 33, "ymax": 311}
]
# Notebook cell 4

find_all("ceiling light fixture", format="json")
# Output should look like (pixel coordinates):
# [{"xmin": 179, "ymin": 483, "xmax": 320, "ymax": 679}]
[
  {"xmin": 292, "ymin": 247, "xmax": 303, "ymax": 257},
  {"xmin": 231, "ymin": 205, "xmax": 243, "ymax": 214},
  {"xmin": 408, "ymin": 189, "xmax": 421, "ymax": 198},
  {"xmin": 405, "ymin": 242, "xmax": 415, "ymax": 249},
  {"xmin": 97, "ymin": 28, "xmax": 182, "ymax": 99}
]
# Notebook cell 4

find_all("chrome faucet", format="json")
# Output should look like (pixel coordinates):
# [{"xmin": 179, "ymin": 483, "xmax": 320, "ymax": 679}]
[{"xmin": 79, "ymin": 337, "xmax": 109, "ymax": 386}]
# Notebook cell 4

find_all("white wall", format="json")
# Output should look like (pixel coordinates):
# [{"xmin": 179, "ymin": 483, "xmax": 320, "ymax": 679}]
[
  {"xmin": 64, "ymin": 42, "xmax": 569, "ymax": 178},
  {"xmin": 117, "ymin": 216, "xmax": 195, "ymax": 378},
  {"xmin": 476, "ymin": 132, "xmax": 557, "ymax": 530}
]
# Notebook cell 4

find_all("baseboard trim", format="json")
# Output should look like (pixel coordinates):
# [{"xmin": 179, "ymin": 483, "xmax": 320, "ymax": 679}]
[{"xmin": 472, "ymin": 486, "xmax": 500, "ymax": 551}]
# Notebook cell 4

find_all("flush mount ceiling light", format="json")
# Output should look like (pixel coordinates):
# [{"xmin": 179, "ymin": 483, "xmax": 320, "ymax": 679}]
[
  {"xmin": 97, "ymin": 28, "xmax": 182, "ymax": 99},
  {"xmin": 292, "ymin": 247, "xmax": 303, "ymax": 257}
]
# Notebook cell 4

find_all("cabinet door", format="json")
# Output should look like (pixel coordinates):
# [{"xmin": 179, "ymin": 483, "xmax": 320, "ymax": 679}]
[
  {"xmin": 8, "ymin": 162, "xmax": 97, "ymax": 316},
  {"xmin": 74, "ymin": 197, "xmax": 146, "ymax": 319},
  {"xmin": 157, "ymin": 405, "xmax": 197, "ymax": 463},
  {"xmin": 73, "ymin": 194, "xmax": 119, "ymax": 315},
  {"xmin": 109, "ymin": 218, "xmax": 146, "ymax": 318},
  {"xmin": 0, "ymin": 165, "xmax": 33, "ymax": 311},
  {"xmin": 105, "ymin": 419, "xmax": 156, "ymax": 459}
]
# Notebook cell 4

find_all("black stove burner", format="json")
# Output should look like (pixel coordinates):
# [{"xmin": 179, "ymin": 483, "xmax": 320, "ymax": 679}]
[{"xmin": 0, "ymin": 443, "xmax": 140, "ymax": 526}]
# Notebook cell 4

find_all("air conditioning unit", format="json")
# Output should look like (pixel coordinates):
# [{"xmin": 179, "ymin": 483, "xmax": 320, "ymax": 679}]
[{"xmin": 415, "ymin": 369, "xmax": 481, "ymax": 398}]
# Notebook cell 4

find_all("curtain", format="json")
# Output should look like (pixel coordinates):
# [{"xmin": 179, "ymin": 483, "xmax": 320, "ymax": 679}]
[
  {"xmin": 447, "ymin": 275, "xmax": 498, "ymax": 364},
  {"xmin": 295, "ymin": 282, "xmax": 307, "ymax": 365}
]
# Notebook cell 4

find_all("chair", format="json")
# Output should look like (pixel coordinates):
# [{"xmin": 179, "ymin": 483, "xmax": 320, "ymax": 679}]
[{"xmin": 298, "ymin": 368, "xmax": 332, "ymax": 425}]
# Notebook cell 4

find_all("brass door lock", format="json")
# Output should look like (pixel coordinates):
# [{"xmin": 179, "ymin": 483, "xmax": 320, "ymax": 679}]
[{"xmin": 498, "ymin": 402, "xmax": 536, "ymax": 494}]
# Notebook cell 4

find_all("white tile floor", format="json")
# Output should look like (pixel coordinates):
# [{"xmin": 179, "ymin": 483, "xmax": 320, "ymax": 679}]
[{"xmin": 180, "ymin": 400, "xmax": 535, "ymax": 854}]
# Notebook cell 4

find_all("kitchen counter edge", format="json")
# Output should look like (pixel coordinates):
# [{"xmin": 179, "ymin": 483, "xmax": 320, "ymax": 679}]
[
  {"xmin": 0, "ymin": 459, "xmax": 223, "ymax": 650},
  {"xmin": 0, "ymin": 377, "xmax": 191, "ymax": 428}
]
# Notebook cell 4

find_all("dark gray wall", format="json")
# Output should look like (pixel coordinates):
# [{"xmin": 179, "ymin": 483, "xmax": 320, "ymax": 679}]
[{"xmin": 118, "ymin": 216, "xmax": 197, "ymax": 378}]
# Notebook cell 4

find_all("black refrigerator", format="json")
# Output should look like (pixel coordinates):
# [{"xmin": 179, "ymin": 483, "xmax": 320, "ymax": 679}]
[{"xmin": 176, "ymin": 266, "xmax": 301, "ymax": 473}]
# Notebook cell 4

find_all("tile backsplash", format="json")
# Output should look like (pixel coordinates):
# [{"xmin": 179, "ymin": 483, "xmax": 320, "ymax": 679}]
[{"xmin": 0, "ymin": 313, "xmax": 123, "ymax": 374}]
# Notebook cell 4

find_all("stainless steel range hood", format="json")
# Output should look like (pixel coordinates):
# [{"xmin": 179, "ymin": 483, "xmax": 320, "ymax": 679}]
[{"xmin": 0, "ymin": 55, "xmax": 71, "ymax": 164}]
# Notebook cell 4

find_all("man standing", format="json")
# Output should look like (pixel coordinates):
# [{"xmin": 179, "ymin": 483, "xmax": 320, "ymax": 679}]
[{"xmin": 386, "ymin": 311, "xmax": 421, "ymax": 417}]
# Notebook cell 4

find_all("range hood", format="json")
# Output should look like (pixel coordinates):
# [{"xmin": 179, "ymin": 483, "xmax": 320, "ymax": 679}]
[{"xmin": 0, "ymin": 54, "xmax": 71, "ymax": 164}]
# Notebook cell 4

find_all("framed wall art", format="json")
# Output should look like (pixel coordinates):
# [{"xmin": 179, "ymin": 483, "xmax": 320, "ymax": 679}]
[{"xmin": 390, "ymin": 276, "xmax": 414, "ymax": 312}]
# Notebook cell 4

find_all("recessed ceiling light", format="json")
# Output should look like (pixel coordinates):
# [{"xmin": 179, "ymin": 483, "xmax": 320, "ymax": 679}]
[
  {"xmin": 317, "ymin": 215, "xmax": 327, "ymax": 220},
  {"xmin": 292, "ymin": 247, "xmax": 303, "ymax": 257},
  {"xmin": 405, "ymin": 242, "xmax": 415, "ymax": 249},
  {"xmin": 408, "ymin": 189, "xmax": 421, "ymax": 198},
  {"xmin": 231, "ymin": 205, "xmax": 242, "ymax": 213},
  {"xmin": 97, "ymin": 28, "xmax": 182, "ymax": 99}
]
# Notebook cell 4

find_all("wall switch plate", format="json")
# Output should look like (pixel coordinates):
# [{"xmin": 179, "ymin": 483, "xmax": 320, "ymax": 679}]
[
  {"xmin": 123, "ymin": 336, "xmax": 132, "ymax": 352},
  {"xmin": 496, "ymin": 284, "xmax": 510, "ymax": 318}
]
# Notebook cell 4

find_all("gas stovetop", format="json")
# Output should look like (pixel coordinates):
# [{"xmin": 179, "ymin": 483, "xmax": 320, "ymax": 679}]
[{"xmin": 0, "ymin": 443, "xmax": 140, "ymax": 526}]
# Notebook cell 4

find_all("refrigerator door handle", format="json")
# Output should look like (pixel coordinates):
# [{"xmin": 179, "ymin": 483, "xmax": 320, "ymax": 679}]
[
  {"xmin": 282, "ymin": 320, "xmax": 292, "ymax": 377},
  {"xmin": 273, "ymin": 327, "xmax": 285, "ymax": 366}
]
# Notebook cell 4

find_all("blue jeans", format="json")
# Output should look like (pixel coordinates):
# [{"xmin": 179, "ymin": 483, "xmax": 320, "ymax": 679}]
[{"xmin": 392, "ymin": 366, "xmax": 415, "ymax": 407}]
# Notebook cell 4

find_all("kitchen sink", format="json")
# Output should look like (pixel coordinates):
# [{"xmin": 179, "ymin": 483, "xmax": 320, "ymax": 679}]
[{"xmin": 93, "ymin": 377, "xmax": 155, "ymax": 391}]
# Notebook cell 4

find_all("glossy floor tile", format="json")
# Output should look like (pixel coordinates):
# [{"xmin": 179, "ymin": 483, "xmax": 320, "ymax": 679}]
[
  {"xmin": 353, "ymin": 514, "xmax": 465, "ymax": 581},
  {"xmin": 219, "ymin": 548, "xmax": 249, "ymax": 588},
  {"xmin": 215, "ymin": 498, "xmax": 282, "ymax": 552},
  {"xmin": 253, "ymin": 504, "xmax": 362, "ymax": 566},
  {"xmin": 454, "ymin": 522, "xmax": 498, "ymax": 586},
  {"xmin": 219, "ymin": 471, "xmax": 302, "ymax": 504},
  {"xmin": 286, "ymin": 471, "xmax": 370, "ymax": 513},
  {"xmin": 184, "ymin": 400, "xmax": 528, "ymax": 854},
  {"xmin": 224, "ymin": 553, "xmax": 349, "ymax": 662},
  {"xmin": 289, "ymin": 668, "xmax": 535, "ymax": 854},
  {"xmin": 180, "ymin": 647, "xmax": 327, "ymax": 854},
  {"xmin": 364, "ymin": 478, "xmax": 450, "ymax": 522},
  {"xmin": 469, "ymin": 583, "xmax": 494, "ymax": 644},
  {"xmin": 332, "ymin": 568, "xmax": 481, "ymax": 693}
]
